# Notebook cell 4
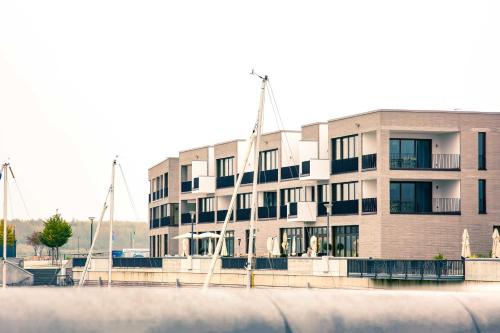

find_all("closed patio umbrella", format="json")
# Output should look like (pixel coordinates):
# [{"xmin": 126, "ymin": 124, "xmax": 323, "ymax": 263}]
[
  {"xmin": 272, "ymin": 237, "xmax": 281, "ymax": 256},
  {"xmin": 281, "ymin": 231, "xmax": 289, "ymax": 254},
  {"xmin": 492, "ymin": 229, "xmax": 500, "ymax": 258},
  {"xmin": 310, "ymin": 235, "xmax": 318, "ymax": 257},
  {"xmin": 208, "ymin": 238, "xmax": 214, "ymax": 256},
  {"xmin": 221, "ymin": 237, "xmax": 228, "ymax": 256},
  {"xmin": 266, "ymin": 237, "xmax": 273, "ymax": 256},
  {"xmin": 181, "ymin": 238, "xmax": 189, "ymax": 257},
  {"xmin": 461, "ymin": 229, "xmax": 471, "ymax": 258},
  {"xmin": 291, "ymin": 236, "xmax": 297, "ymax": 256}
]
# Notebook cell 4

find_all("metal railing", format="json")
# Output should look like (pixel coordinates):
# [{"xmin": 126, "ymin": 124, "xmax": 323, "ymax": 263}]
[
  {"xmin": 258, "ymin": 206, "xmax": 277, "ymax": 219},
  {"xmin": 217, "ymin": 210, "xmax": 233, "ymax": 221},
  {"xmin": 255, "ymin": 257, "xmax": 288, "ymax": 270},
  {"xmin": 317, "ymin": 202, "xmax": 328, "ymax": 216},
  {"xmin": 160, "ymin": 217, "xmax": 170, "ymax": 227},
  {"xmin": 362, "ymin": 154, "xmax": 377, "ymax": 170},
  {"xmin": 362, "ymin": 198, "xmax": 377, "ymax": 213},
  {"xmin": 221, "ymin": 257, "xmax": 248, "ymax": 269},
  {"xmin": 347, "ymin": 259, "xmax": 464, "ymax": 280},
  {"xmin": 390, "ymin": 153, "xmax": 460, "ymax": 170},
  {"xmin": 112, "ymin": 257, "xmax": 163, "ymax": 269},
  {"xmin": 236, "ymin": 208, "xmax": 251, "ymax": 221},
  {"xmin": 301, "ymin": 160, "xmax": 310, "ymax": 175},
  {"xmin": 331, "ymin": 157, "xmax": 359, "ymax": 174},
  {"xmin": 198, "ymin": 211, "xmax": 215, "ymax": 223},
  {"xmin": 391, "ymin": 198, "xmax": 460, "ymax": 214},
  {"xmin": 432, "ymin": 198, "xmax": 461, "ymax": 214},
  {"xmin": 181, "ymin": 181, "xmax": 192, "ymax": 193},
  {"xmin": 258, "ymin": 169, "xmax": 279, "ymax": 183},
  {"xmin": 332, "ymin": 200, "xmax": 359, "ymax": 215},
  {"xmin": 281, "ymin": 165, "xmax": 299, "ymax": 180},
  {"xmin": 216, "ymin": 175, "xmax": 235, "ymax": 188},
  {"xmin": 181, "ymin": 213, "xmax": 195, "ymax": 224}
]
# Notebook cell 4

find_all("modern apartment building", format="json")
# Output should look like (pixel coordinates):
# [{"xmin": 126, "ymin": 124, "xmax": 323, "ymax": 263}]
[{"xmin": 148, "ymin": 110, "xmax": 500, "ymax": 259}]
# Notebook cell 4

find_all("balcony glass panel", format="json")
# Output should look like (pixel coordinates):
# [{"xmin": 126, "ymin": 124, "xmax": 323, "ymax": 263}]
[
  {"xmin": 216, "ymin": 175, "xmax": 235, "ymax": 189},
  {"xmin": 279, "ymin": 205, "xmax": 287, "ymax": 219},
  {"xmin": 317, "ymin": 202, "xmax": 328, "ymax": 216},
  {"xmin": 160, "ymin": 217, "xmax": 170, "ymax": 227},
  {"xmin": 331, "ymin": 157, "xmax": 359, "ymax": 174},
  {"xmin": 361, "ymin": 154, "xmax": 377, "ymax": 170},
  {"xmin": 181, "ymin": 181, "xmax": 192, "ymax": 193},
  {"xmin": 181, "ymin": 213, "xmax": 195, "ymax": 224},
  {"xmin": 198, "ymin": 211, "xmax": 215, "ymax": 223},
  {"xmin": 236, "ymin": 208, "xmax": 251, "ymax": 221},
  {"xmin": 280, "ymin": 165, "xmax": 299, "ymax": 180},
  {"xmin": 288, "ymin": 202, "xmax": 297, "ymax": 217},
  {"xmin": 301, "ymin": 161, "xmax": 310, "ymax": 175},
  {"xmin": 258, "ymin": 206, "xmax": 277, "ymax": 219},
  {"xmin": 332, "ymin": 200, "xmax": 359, "ymax": 215},
  {"xmin": 193, "ymin": 177, "xmax": 199, "ymax": 190},
  {"xmin": 217, "ymin": 210, "xmax": 234, "ymax": 221},
  {"xmin": 258, "ymin": 169, "xmax": 278, "ymax": 183}
]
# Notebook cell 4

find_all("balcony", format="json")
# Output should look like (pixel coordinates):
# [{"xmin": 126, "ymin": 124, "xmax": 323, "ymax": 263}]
[
  {"xmin": 217, "ymin": 210, "xmax": 234, "ymax": 221},
  {"xmin": 198, "ymin": 211, "xmax": 215, "ymax": 223},
  {"xmin": 287, "ymin": 202, "xmax": 317, "ymax": 222},
  {"xmin": 362, "ymin": 198, "xmax": 377, "ymax": 214},
  {"xmin": 390, "ymin": 154, "xmax": 460, "ymax": 170},
  {"xmin": 192, "ymin": 176, "xmax": 215, "ymax": 194},
  {"xmin": 331, "ymin": 157, "xmax": 359, "ymax": 175},
  {"xmin": 181, "ymin": 213, "xmax": 195, "ymax": 224},
  {"xmin": 239, "ymin": 171, "xmax": 254, "ymax": 185},
  {"xmin": 317, "ymin": 202, "xmax": 328, "ymax": 216},
  {"xmin": 280, "ymin": 165, "xmax": 299, "ymax": 180},
  {"xmin": 280, "ymin": 205, "xmax": 288, "ymax": 219},
  {"xmin": 181, "ymin": 181, "xmax": 192, "ymax": 193},
  {"xmin": 152, "ymin": 218, "xmax": 159, "ymax": 228},
  {"xmin": 362, "ymin": 154, "xmax": 377, "ymax": 170},
  {"xmin": 300, "ymin": 159, "xmax": 330, "ymax": 180},
  {"xmin": 258, "ymin": 206, "xmax": 277, "ymax": 219},
  {"xmin": 390, "ymin": 198, "xmax": 460, "ymax": 215},
  {"xmin": 332, "ymin": 200, "xmax": 359, "ymax": 215},
  {"xmin": 236, "ymin": 208, "xmax": 251, "ymax": 221},
  {"xmin": 216, "ymin": 175, "xmax": 235, "ymax": 189},
  {"xmin": 258, "ymin": 169, "xmax": 278, "ymax": 183}
]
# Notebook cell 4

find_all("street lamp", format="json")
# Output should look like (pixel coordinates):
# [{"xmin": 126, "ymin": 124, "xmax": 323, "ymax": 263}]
[
  {"xmin": 189, "ymin": 210, "xmax": 196, "ymax": 256},
  {"xmin": 323, "ymin": 203, "xmax": 332, "ymax": 256},
  {"xmin": 88, "ymin": 216, "xmax": 95, "ymax": 249}
]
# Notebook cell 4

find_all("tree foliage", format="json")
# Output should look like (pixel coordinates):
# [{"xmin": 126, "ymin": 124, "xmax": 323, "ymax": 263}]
[
  {"xmin": 0, "ymin": 220, "xmax": 16, "ymax": 246},
  {"xmin": 26, "ymin": 231, "xmax": 43, "ymax": 256},
  {"xmin": 40, "ymin": 214, "xmax": 72, "ymax": 260}
]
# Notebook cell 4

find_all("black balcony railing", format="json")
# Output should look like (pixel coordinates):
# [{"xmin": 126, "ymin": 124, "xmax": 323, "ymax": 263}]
[
  {"xmin": 113, "ymin": 257, "xmax": 163, "ymax": 268},
  {"xmin": 301, "ymin": 161, "xmax": 310, "ymax": 176},
  {"xmin": 332, "ymin": 200, "xmax": 359, "ymax": 215},
  {"xmin": 317, "ymin": 202, "xmax": 328, "ymax": 216},
  {"xmin": 160, "ymin": 217, "xmax": 170, "ymax": 227},
  {"xmin": 193, "ymin": 177, "xmax": 199, "ymax": 190},
  {"xmin": 255, "ymin": 257, "xmax": 288, "ymax": 270},
  {"xmin": 432, "ymin": 198, "xmax": 461, "ymax": 214},
  {"xmin": 258, "ymin": 169, "xmax": 279, "ymax": 183},
  {"xmin": 288, "ymin": 202, "xmax": 297, "ymax": 217},
  {"xmin": 280, "ymin": 165, "xmax": 299, "ymax": 180},
  {"xmin": 198, "ymin": 211, "xmax": 215, "ymax": 223},
  {"xmin": 347, "ymin": 259, "xmax": 464, "ymax": 281},
  {"xmin": 258, "ymin": 206, "xmax": 277, "ymax": 219},
  {"xmin": 181, "ymin": 181, "xmax": 192, "ymax": 193},
  {"xmin": 221, "ymin": 257, "xmax": 248, "ymax": 269},
  {"xmin": 217, "ymin": 210, "xmax": 234, "ymax": 221},
  {"xmin": 236, "ymin": 208, "xmax": 251, "ymax": 221},
  {"xmin": 216, "ymin": 175, "xmax": 235, "ymax": 189},
  {"xmin": 362, "ymin": 154, "xmax": 377, "ymax": 170},
  {"xmin": 181, "ymin": 213, "xmax": 195, "ymax": 224},
  {"xmin": 390, "ymin": 153, "xmax": 460, "ymax": 170},
  {"xmin": 239, "ymin": 171, "xmax": 254, "ymax": 185},
  {"xmin": 331, "ymin": 157, "xmax": 359, "ymax": 174},
  {"xmin": 280, "ymin": 205, "xmax": 288, "ymax": 219},
  {"xmin": 152, "ymin": 218, "xmax": 160, "ymax": 228},
  {"xmin": 362, "ymin": 198, "xmax": 377, "ymax": 214}
]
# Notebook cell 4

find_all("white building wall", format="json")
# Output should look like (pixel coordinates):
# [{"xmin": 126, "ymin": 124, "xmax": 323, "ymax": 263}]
[
  {"xmin": 319, "ymin": 124, "xmax": 329, "ymax": 159},
  {"xmin": 432, "ymin": 180, "xmax": 460, "ymax": 198},
  {"xmin": 299, "ymin": 141, "xmax": 318, "ymax": 162},
  {"xmin": 191, "ymin": 160, "xmax": 207, "ymax": 179},
  {"xmin": 238, "ymin": 140, "xmax": 254, "ymax": 172},
  {"xmin": 208, "ymin": 147, "xmax": 215, "ymax": 176},
  {"xmin": 362, "ymin": 179, "xmax": 377, "ymax": 198},
  {"xmin": 362, "ymin": 131, "xmax": 377, "ymax": 155},
  {"xmin": 281, "ymin": 132, "xmax": 301, "ymax": 167}
]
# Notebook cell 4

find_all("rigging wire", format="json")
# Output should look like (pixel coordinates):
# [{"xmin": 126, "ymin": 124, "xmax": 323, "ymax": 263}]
[
  {"xmin": 12, "ymin": 177, "xmax": 31, "ymax": 220},
  {"xmin": 118, "ymin": 163, "xmax": 140, "ymax": 221}
]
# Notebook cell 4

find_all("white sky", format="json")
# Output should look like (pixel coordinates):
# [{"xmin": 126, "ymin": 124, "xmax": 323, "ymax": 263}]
[{"xmin": 1, "ymin": 0, "xmax": 499, "ymax": 222}]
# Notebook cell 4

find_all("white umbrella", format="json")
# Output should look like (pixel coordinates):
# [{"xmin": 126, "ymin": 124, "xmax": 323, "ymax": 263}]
[
  {"xmin": 266, "ymin": 237, "xmax": 273, "ymax": 256},
  {"xmin": 272, "ymin": 237, "xmax": 281, "ymax": 256},
  {"xmin": 221, "ymin": 237, "xmax": 228, "ymax": 256},
  {"xmin": 208, "ymin": 238, "xmax": 214, "ymax": 255},
  {"xmin": 492, "ymin": 229, "xmax": 500, "ymax": 258},
  {"xmin": 461, "ymin": 229, "xmax": 471, "ymax": 258},
  {"xmin": 181, "ymin": 238, "xmax": 189, "ymax": 257},
  {"xmin": 310, "ymin": 235, "xmax": 318, "ymax": 257},
  {"xmin": 198, "ymin": 232, "xmax": 220, "ymax": 239},
  {"xmin": 291, "ymin": 236, "xmax": 297, "ymax": 256},
  {"xmin": 281, "ymin": 231, "xmax": 289, "ymax": 254},
  {"xmin": 174, "ymin": 232, "xmax": 199, "ymax": 240}
]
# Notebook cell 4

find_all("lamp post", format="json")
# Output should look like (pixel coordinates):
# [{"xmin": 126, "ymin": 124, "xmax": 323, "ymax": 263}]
[
  {"xmin": 323, "ymin": 202, "xmax": 332, "ymax": 256},
  {"xmin": 189, "ymin": 211, "xmax": 195, "ymax": 256},
  {"xmin": 88, "ymin": 217, "xmax": 95, "ymax": 249}
]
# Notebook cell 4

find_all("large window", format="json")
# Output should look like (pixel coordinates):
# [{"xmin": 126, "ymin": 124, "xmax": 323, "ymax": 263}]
[
  {"xmin": 479, "ymin": 179, "xmax": 486, "ymax": 214},
  {"xmin": 217, "ymin": 157, "xmax": 234, "ymax": 177},
  {"xmin": 280, "ymin": 228, "xmax": 303, "ymax": 256},
  {"xmin": 305, "ymin": 227, "xmax": 328, "ymax": 255},
  {"xmin": 199, "ymin": 197, "xmax": 214, "ymax": 212},
  {"xmin": 163, "ymin": 234, "xmax": 168, "ymax": 256},
  {"xmin": 237, "ymin": 193, "xmax": 252, "ymax": 209},
  {"xmin": 259, "ymin": 149, "xmax": 278, "ymax": 171},
  {"xmin": 280, "ymin": 187, "xmax": 302, "ymax": 204},
  {"xmin": 478, "ymin": 132, "xmax": 486, "ymax": 170},
  {"xmin": 390, "ymin": 138, "xmax": 431, "ymax": 169},
  {"xmin": 262, "ymin": 191, "xmax": 277, "ymax": 207},
  {"xmin": 333, "ymin": 225, "xmax": 358, "ymax": 257},
  {"xmin": 390, "ymin": 181, "xmax": 432, "ymax": 214},
  {"xmin": 332, "ymin": 135, "xmax": 358, "ymax": 160},
  {"xmin": 245, "ymin": 229, "xmax": 256, "ymax": 254},
  {"xmin": 333, "ymin": 182, "xmax": 357, "ymax": 201}
]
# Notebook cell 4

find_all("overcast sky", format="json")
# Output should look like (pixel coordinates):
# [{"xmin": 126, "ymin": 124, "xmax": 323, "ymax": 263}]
[{"xmin": 1, "ymin": 0, "xmax": 499, "ymax": 222}]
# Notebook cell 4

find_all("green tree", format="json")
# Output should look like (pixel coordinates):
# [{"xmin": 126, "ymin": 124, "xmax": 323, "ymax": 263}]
[
  {"xmin": 0, "ymin": 220, "xmax": 16, "ymax": 247},
  {"xmin": 40, "ymin": 214, "xmax": 72, "ymax": 262}
]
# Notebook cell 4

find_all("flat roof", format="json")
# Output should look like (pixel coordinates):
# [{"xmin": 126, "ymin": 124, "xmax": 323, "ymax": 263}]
[{"xmin": 327, "ymin": 109, "xmax": 500, "ymax": 123}]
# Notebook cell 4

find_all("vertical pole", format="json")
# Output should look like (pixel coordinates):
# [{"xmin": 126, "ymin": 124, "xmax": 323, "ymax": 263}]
[
  {"xmin": 89, "ymin": 217, "xmax": 94, "ymax": 249},
  {"xmin": 327, "ymin": 202, "xmax": 331, "ymax": 256},
  {"xmin": 108, "ymin": 160, "xmax": 116, "ymax": 287},
  {"xmin": 246, "ymin": 76, "xmax": 267, "ymax": 289},
  {"xmin": 2, "ymin": 164, "xmax": 8, "ymax": 288}
]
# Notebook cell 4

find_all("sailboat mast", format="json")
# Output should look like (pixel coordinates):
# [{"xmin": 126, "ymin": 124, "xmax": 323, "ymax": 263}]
[
  {"xmin": 2, "ymin": 163, "xmax": 8, "ymax": 289},
  {"xmin": 246, "ymin": 75, "xmax": 267, "ymax": 289},
  {"xmin": 108, "ymin": 159, "xmax": 116, "ymax": 287}
]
